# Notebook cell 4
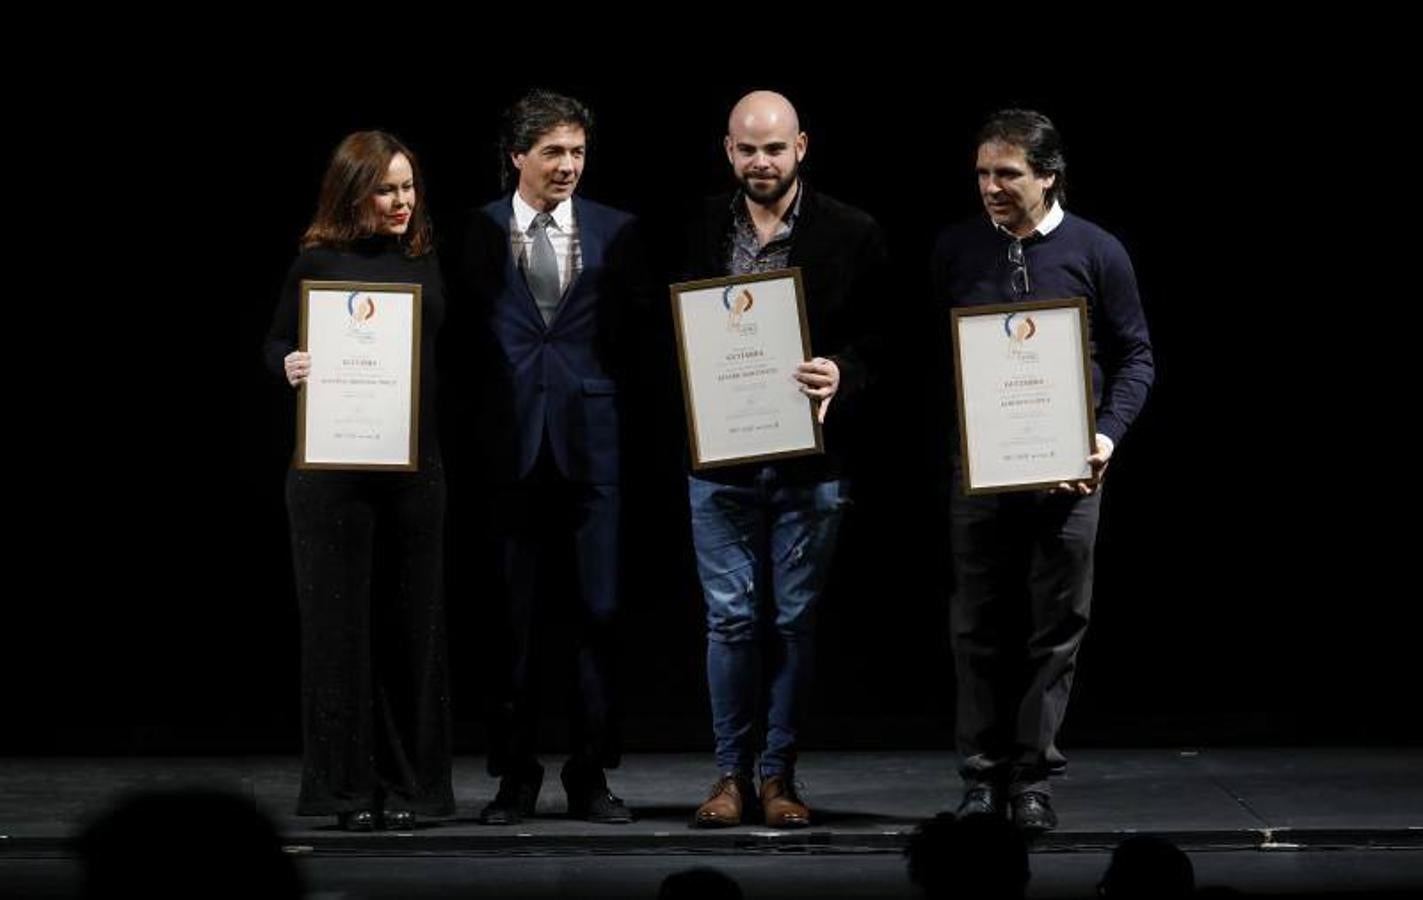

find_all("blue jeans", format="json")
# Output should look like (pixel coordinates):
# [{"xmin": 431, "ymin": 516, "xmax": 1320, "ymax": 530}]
[{"xmin": 688, "ymin": 469, "xmax": 850, "ymax": 778}]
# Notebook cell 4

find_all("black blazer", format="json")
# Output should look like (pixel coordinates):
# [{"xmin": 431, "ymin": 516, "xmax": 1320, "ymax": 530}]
[{"xmin": 682, "ymin": 184, "xmax": 890, "ymax": 482}]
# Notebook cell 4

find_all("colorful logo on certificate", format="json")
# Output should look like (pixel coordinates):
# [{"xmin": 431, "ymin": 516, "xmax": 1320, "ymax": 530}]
[
  {"xmin": 1003, "ymin": 312, "xmax": 1036, "ymax": 343},
  {"xmin": 348, "ymin": 291, "xmax": 376, "ymax": 325},
  {"xmin": 1004, "ymin": 312, "xmax": 1039, "ymax": 361},
  {"xmin": 723, "ymin": 285, "xmax": 755, "ymax": 329}
]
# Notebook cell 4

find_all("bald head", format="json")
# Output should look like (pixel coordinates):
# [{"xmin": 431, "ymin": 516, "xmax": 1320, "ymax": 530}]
[
  {"xmin": 725, "ymin": 91, "xmax": 806, "ymax": 208},
  {"xmin": 728, "ymin": 90, "xmax": 800, "ymax": 136}
]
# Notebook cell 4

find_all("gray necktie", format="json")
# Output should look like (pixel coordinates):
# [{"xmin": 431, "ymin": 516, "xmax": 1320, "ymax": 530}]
[{"xmin": 525, "ymin": 212, "xmax": 561, "ymax": 324}]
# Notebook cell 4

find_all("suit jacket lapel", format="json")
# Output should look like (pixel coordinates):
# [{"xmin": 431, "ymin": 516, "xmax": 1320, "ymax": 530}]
[{"xmin": 568, "ymin": 196, "xmax": 603, "ymax": 293}]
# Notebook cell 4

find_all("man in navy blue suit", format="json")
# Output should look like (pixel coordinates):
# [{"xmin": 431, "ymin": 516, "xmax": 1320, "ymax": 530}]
[{"xmin": 454, "ymin": 90, "xmax": 646, "ymax": 825}]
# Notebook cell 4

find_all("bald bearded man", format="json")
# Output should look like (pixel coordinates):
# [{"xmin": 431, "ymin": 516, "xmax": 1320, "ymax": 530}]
[{"xmin": 680, "ymin": 91, "xmax": 891, "ymax": 829}]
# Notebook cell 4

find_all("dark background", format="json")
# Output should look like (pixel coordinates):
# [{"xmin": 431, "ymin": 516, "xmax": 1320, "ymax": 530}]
[{"xmin": 9, "ymin": 43, "xmax": 1406, "ymax": 758}]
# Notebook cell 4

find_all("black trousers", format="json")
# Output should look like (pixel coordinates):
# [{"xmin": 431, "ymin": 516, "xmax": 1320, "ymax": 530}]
[
  {"xmin": 488, "ymin": 443, "xmax": 621, "ymax": 779},
  {"xmin": 286, "ymin": 458, "xmax": 453, "ymax": 815},
  {"xmin": 948, "ymin": 473, "xmax": 1101, "ymax": 796}
]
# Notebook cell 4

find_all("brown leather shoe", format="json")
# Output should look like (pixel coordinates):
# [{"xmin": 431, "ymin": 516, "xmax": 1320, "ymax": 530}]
[
  {"xmin": 693, "ymin": 773, "xmax": 753, "ymax": 827},
  {"xmin": 760, "ymin": 775, "xmax": 810, "ymax": 828}
]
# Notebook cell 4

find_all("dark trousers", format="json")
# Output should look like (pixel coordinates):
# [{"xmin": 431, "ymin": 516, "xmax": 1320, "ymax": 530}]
[
  {"xmin": 948, "ymin": 472, "xmax": 1101, "ymax": 796},
  {"xmin": 286, "ymin": 459, "xmax": 454, "ymax": 816},
  {"xmin": 489, "ymin": 443, "xmax": 621, "ymax": 778}
]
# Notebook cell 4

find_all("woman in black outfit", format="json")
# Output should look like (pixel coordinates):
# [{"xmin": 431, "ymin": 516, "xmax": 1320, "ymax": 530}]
[{"xmin": 264, "ymin": 131, "xmax": 453, "ymax": 831}]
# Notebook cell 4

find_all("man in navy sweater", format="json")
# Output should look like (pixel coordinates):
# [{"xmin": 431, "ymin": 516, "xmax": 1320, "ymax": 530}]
[{"xmin": 932, "ymin": 109, "xmax": 1154, "ymax": 832}]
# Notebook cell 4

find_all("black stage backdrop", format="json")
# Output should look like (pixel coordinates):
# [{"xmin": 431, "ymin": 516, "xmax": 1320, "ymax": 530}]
[{"xmin": 8, "ymin": 41, "xmax": 1407, "ymax": 756}]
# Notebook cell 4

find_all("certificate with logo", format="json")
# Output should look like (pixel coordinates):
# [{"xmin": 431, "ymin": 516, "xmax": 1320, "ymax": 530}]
[
  {"xmin": 670, "ymin": 268, "xmax": 822, "ymax": 470},
  {"xmin": 296, "ymin": 280, "xmax": 422, "ymax": 470},
  {"xmin": 951, "ymin": 298, "xmax": 1096, "ymax": 493}
]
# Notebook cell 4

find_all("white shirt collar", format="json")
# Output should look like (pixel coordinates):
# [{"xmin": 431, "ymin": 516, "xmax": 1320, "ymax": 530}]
[
  {"xmin": 1036, "ymin": 201, "xmax": 1064, "ymax": 236},
  {"xmin": 513, "ymin": 191, "xmax": 574, "ymax": 234},
  {"xmin": 996, "ymin": 201, "xmax": 1064, "ymax": 239}
]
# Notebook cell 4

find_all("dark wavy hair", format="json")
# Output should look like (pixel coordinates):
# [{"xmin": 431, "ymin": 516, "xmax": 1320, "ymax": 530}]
[
  {"xmin": 499, "ymin": 90, "xmax": 594, "ymax": 189},
  {"xmin": 301, "ymin": 130, "xmax": 433, "ymax": 257},
  {"xmin": 977, "ymin": 109, "xmax": 1067, "ymax": 207}
]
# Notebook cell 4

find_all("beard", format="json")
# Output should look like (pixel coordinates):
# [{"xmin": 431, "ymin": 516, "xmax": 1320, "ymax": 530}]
[{"xmin": 740, "ymin": 161, "xmax": 799, "ymax": 205}]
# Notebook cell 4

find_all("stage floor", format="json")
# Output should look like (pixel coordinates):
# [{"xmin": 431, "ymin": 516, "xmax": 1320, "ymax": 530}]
[{"xmin": 3, "ymin": 748, "xmax": 1421, "ymax": 897}]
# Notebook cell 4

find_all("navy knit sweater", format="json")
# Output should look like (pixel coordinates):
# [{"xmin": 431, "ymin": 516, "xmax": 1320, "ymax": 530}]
[{"xmin": 931, "ymin": 212, "xmax": 1154, "ymax": 444}]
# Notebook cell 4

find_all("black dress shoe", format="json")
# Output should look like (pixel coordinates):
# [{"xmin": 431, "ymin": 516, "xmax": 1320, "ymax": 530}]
[
  {"xmin": 480, "ymin": 764, "xmax": 544, "ymax": 825},
  {"xmin": 1010, "ymin": 791, "xmax": 1058, "ymax": 832},
  {"xmin": 382, "ymin": 809, "xmax": 417, "ymax": 830},
  {"xmin": 337, "ymin": 810, "xmax": 377, "ymax": 831},
  {"xmin": 570, "ymin": 786, "xmax": 633, "ymax": 823},
  {"xmin": 956, "ymin": 784, "xmax": 1004, "ymax": 818},
  {"xmin": 561, "ymin": 763, "xmax": 633, "ymax": 824}
]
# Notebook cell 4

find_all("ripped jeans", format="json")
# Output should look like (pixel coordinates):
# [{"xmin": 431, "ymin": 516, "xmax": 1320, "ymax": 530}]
[{"xmin": 688, "ymin": 470, "xmax": 850, "ymax": 778}]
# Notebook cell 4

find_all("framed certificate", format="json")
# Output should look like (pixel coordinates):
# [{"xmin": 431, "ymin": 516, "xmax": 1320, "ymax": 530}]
[
  {"xmin": 296, "ymin": 280, "xmax": 422, "ymax": 470},
  {"xmin": 670, "ymin": 268, "xmax": 823, "ymax": 470},
  {"xmin": 951, "ymin": 298, "xmax": 1096, "ymax": 494}
]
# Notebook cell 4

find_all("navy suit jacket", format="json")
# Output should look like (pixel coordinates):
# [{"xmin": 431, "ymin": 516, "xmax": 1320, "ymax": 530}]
[{"xmin": 453, "ymin": 195, "xmax": 643, "ymax": 486}]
